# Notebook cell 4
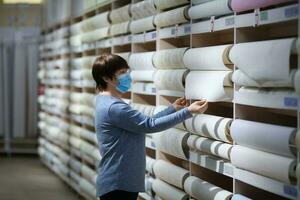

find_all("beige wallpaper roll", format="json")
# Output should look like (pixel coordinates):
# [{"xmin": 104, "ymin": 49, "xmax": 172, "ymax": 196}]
[
  {"xmin": 130, "ymin": 16, "xmax": 155, "ymax": 34},
  {"xmin": 146, "ymin": 156, "xmax": 156, "ymax": 174},
  {"xmin": 232, "ymin": 69, "xmax": 295, "ymax": 88},
  {"xmin": 110, "ymin": 21, "xmax": 130, "ymax": 36},
  {"xmin": 152, "ymin": 179, "xmax": 189, "ymax": 200},
  {"xmin": 231, "ymin": 145, "xmax": 296, "ymax": 184},
  {"xmin": 184, "ymin": 176, "xmax": 232, "ymax": 200},
  {"xmin": 116, "ymin": 52, "xmax": 131, "ymax": 63},
  {"xmin": 85, "ymin": 11, "xmax": 110, "ymax": 30},
  {"xmin": 131, "ymin": 0, "xmax": 157, "ymax": 20},
  {"xmin": 153, "ymin": 159, "xmax": 189, "ymax": 189},
  {"xmin": 154, "ymin": 6, "xmax": 189, "ymax": 28},
  {"xmin": 188, "ymin": 0, "xmax": 232, "ymax": 19},
  {"xmin": 109, "ymin": 4, "xmax": 131, "ymax": 24},
  {"xmin": 185, "ymin": 71, "xmax": 233, "ymax": 102},
  {"xmin": 231, "ymin": 119, "xmax": 296, "ymax": 157},
  {"xmin": 153, "ymin": 128, "xmax": 189, "ymax": 159},
  {"xmin": 183, "ymin": 45, "xmax": 233, "ymax": 70},
  {"xmin": 130, "ymin": 71, "xmax": 154, "ymax": 82},
  {"xmin": 129, "ymin": 52, "xmax": 155, "ymax": 70},
  {"xmin": 229, "ymin": 38, "xmax": 296, "ymax": 81},
  {"xmin": 188, "ymin": 135, "xmax": 233, "ymax": 160},
  {"xmin": 184, "ymin": 114, "xmax": 233, "ymax": 143},
  {"xmin": 154, "ymin": 69, "xmax": 187, "ymax": 91},
  {"xmin": 153, "ymin": 48, "xmax": 188, "ymax": 69},
  {"xmin": 155, "ymin": 0, "xmax": 189, "ymax": 10}
]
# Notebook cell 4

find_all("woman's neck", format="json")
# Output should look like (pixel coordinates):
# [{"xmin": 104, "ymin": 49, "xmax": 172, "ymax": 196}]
[{"xmin": 101, "ymin": 86, "xmax": 122, "ymax": 99}]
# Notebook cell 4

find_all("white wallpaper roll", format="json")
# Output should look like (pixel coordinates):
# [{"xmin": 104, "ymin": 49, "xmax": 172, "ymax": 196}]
[
  {"xmin": 154, "ymin": 70, "xmax": 187, "ymax": 91},
  {"xmin": 153, "ymin": 128, "xmax": 189, "ymax": 159},
  {"xmin": 130, "ymin": 16, "xmax": 155, "ymax": 34},
  {"xmin": 84, "ymin": 11, "xmax": 110, "ymax": 30},
  {"xmin": 184, "ymin": 114, "xmax": 232, "ymax": 143},
  {"xmin": 232, "ymin": 69, "xmax": 295, "ymax": 88},
  {"xmin": 116, "ymin": 52, "xmax": 130, "ymax": 63},
  {"xmin": 83, "ymin": 27, "xmax": 109, "ymax": 42},
  {"xmin": 146, "ymin": 156, "xmax": 156, "ymax": 174},
  {"xmin": 231, "ymin": 194, "xmax": 252, "ymax": 200},
  {"xmin": 229, "ymin": 38, "xmax": 296, "ymax": 81},
  {"xmin": 155, "ymin": 0, "xmax": 189, "ymax": 10},
  {"xmin": 154, "ymin": 6, "xmax": 189, "ymax": 28},
  {"xmin": 183, "ymin": 45, "xmax": 233, "ymax": 70},
  {"xmin": 152, "ymin": 179, "xmax": 189, "ymax": 200},
  {"xmin": 109, "ymin": 5, "xmax": 131, "ymax": 24},
  {"xmin": 110, "ymin": 21, "xmax": 130, "ymax": 36},
  {"xmin": 184, "ymin": 176, "xmax": 232, "ymax": 200},
  {"xmin": 70, "ymin": 23, "xmax": 82, "ymax": 35},
  {"xmin": 188, "ymin": 135, "xmax": 232, "ymax": 160},
  {"xmin": 188, "ymin": 0, "xmax": 232, "ymax": 20},
  {"xmin": 296, "ymin": 163, "xmax": 300, "ymax": 180},
  {"xmin": 131, "ymin": 70, "xmax": 154, "ymax": 82},
  {"xmin": 129, "ymin": 52, "xmax": 155, "ymax": 70},
  {"xmin": 153, "ymin": 159, "xmax": 189, "ymax": 189},
  {"xmin": 81, "ymin": 164, "xmax": 97, "ymax": 184},
  {"xmin": 153, "ymin": 48, "xmax": 188, "ymax": 69},
  {"xmin": 185, "ymin": 71, "xmax": 233, "ymax": 102},
  {"xmin": 231, "ymin": 145, "xmax": 296, "ymax": 184},
  {"xmin": 294, "ymin": 70, "xmax": 300, "ymax": 95},
  {"xmin": 145, "ymin": 175, "xmax": 155, "ymax": 195},
  {"xmin": 69, "ymin": 158, "xmax": 82, "ymax": 173},
  {"xmin": 230, "ymin": 119, "xmax": 296, "ymax": 157},
  {"xmin": 79, "ymin": 178, "xmax": 96, "ymax": 197},
  {"xmin": 235, "ymin": 87, "xmax": 298, "ymax": 109},
  {"xmin": 131, "ymin": 0, "xmax": 157, "ymax": 20}
]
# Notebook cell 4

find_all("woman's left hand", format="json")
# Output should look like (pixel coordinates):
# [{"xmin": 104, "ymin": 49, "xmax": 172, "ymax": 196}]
[{"xmin": 173, "ymin": 97, "xmax": 189, "ymax": 111}]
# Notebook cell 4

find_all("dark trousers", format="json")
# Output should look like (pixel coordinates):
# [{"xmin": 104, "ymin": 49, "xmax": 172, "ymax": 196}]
[{"xmin": 99, "ymin": 190, "xmax": 138, "ymax": 200}]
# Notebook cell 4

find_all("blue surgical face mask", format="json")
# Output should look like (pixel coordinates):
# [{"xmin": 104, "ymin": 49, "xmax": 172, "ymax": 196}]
[{"xmin": 116, "ymin": 72, "xmax": 132, "ymax": 93}]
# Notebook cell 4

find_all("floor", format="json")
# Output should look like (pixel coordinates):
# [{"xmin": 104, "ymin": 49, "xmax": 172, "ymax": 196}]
[{"xmin": 0, "ymin": 155, "xmax": 84, "ymax": 200}]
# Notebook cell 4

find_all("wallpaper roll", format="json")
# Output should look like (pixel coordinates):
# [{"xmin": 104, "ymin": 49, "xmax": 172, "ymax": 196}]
[
  {"xmin": 153, "ymin": 128, "xmax": 189, "ymax": 159},
  {"xmin": 231, "ymin": 194, "xmax": 252, "ymax": 200},
  {"xmin": 154, "ymin": 70, "xmax": 187, "ymax": 91},
  {"xmin": 188, "ymin": 0, "xmax": 233, "ymax": 20},
  {"xmin": 231, "ymin": 145, "xmax": 296, "ymax": 184},
  {"xmin": 131, "ymin": 0, "xmax": 157, "ymax": 20},
  {"xmin": 296, "ymin": 163, "xmax": 300, "ymax": 180},
  {"xmin": 295, "ymin": 70, "xmax": 300, "ymax": 95},
  {"xmin": 69, "ymin": 136, "xmax": 82, "ymax": 149},
  {"xmin": 88, "ymin": 27, "xmax": 110, "ymax": 42},
  {"xmin": 110, "ymin": 21, "xmax": 130, "ymax": 36},
  {"xmin": 230, "ymin": 0, "xmax": 293, "ymax": 12},
  {"xmin": 229, "ymin": 38, "xmax": 296, "ymax": 81},
  {"xmin": 184, "ymin": 114, "xmax": 232, "ymax": 143},
  {"xmin": 184, "ymin": 176, "xmax": 232, "ymax": 200},
  {"xmin": 131, "ymin": 70, "xmax": 154, "ymax": 82},
  {"xmin": 152, "ymin": 179, "xmax": 189, "ymax": 200},
  {"xmin": 153, "ymin": 159, "xmax": 189, "ymax": 189},
  {"xmin": 155, "ymin": 0, "xmax": 189, "ymax": 10},
  {"xmin": 81, "ymin": 164, "xmax": 97, "ymax": 184},
  {"xmin": 232, "ymin": 69, "xmax": 295, "ymax": 88},
  {"xmin": 185, "ymin": 71, "xmax": 233, "ymax": 102},
  {"xmin": 129, "ymin": 52, "xmax": 155, "ymax": 70},
  {"xmin": 231, "ymin": 119, "xmax": 296, "ymax": 157},
  {"xmin": 183, "ymin": 45, "xmax": 233, "ymax": 70},
  {"xmin": 145, "ymin": 175, "xmax": 154, "ymax": 195},
  {"xmin": 295, "ymin": 130, "xmax": 300, "ymax": 151},
  {"xmin": 235, "ymin": 87, "xmax": 298, "ymax": 109},
  {"xmin": 188, "ymin": 135, "xmax": 233, "ymax": 160},
  {"xmin": 79, "ymin": 178, "xmax": 96, "ymax": 197},
  {"xmin": 116, "ymin": 52, "xmax": 130, "ymax": 63},
  {"xmin": 154, "ymin": 6, "xmax": 189, "ymax": 28},
  {"xmin": 109, "ymin": 5, "xmax": 131, "ymax": 24},
  {"xmin": 130, "ymin": 16, "xmax": 155, "ymax": 34},
  {"xmin": 69, "ymin": 158, "xmax": 82, "ymax": 173},
  {"xmin": 153, "ymin": 48, "xmax": 188, "ymax": 69},
  {"xmin": 85, "ymin": 11, "xmax": 110, "ymax": 30},
  {"xmin": 146, "ymin": 156, "xmax": 156, "ymax": 174}
]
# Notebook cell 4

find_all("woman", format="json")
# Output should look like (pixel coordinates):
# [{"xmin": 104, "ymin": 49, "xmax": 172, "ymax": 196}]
[{"xmin": 92, "ymin": 54, "xmax": 208, "ymax": 200}]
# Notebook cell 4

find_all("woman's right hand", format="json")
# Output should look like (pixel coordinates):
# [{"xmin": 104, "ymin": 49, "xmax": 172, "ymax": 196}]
[{"xmin": 188, "ymin": 100, "xmax": 208, "ymax": 114}]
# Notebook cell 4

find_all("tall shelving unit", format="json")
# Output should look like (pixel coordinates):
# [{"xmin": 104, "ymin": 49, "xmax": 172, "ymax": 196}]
[{"xmin": 37, "ymin": 1, "xmax": 300, "ymax": 200}]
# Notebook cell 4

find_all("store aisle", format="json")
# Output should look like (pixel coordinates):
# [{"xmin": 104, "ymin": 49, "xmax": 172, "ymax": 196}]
[{"xmin": 0, "ymin": 155, "xmax": 83, "ymax": 200}]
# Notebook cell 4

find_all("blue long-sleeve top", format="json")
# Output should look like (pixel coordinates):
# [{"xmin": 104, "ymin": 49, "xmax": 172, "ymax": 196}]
[{"xmin": 95, "ymin": 95, "xmax": 193, "ymax": 197}]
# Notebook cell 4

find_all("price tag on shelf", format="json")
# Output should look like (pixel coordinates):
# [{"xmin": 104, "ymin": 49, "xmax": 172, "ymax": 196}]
[
  {"xmin": 210, "ymin": 16, "xmax": 215, "ymax": 32},
  {"xmin": 254, "ymin": 8, "xmax": 260, "ymax": 27}
]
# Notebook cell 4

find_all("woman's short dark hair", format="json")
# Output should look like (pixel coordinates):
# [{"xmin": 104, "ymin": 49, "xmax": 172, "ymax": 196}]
[{"xmin": 92, "ymin": 54, "xmax": 129, "ymax": 91}]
